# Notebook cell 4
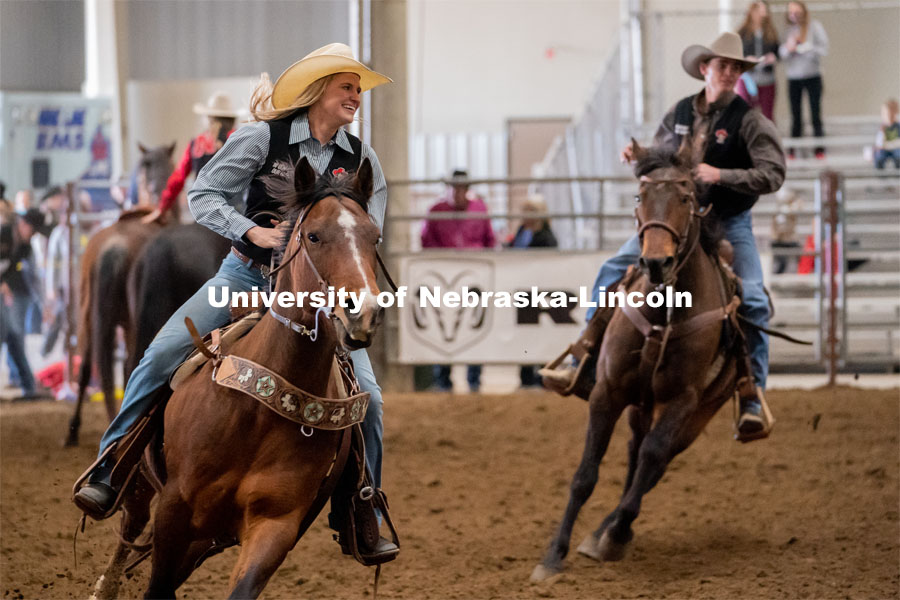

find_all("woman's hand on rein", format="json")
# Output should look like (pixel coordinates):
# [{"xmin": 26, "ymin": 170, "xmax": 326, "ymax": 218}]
[{"xmin": 246, "ymin": 220, "xmax": 293, "ymax": 249}]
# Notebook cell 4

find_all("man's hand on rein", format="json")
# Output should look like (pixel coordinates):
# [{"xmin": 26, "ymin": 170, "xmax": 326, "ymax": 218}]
[{"xmin": 693, "ymin": 163, "xmax": 721, "ymax": 184}]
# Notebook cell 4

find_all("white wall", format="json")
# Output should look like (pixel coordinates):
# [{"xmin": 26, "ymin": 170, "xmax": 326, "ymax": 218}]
[
  {"xmin": 642, "ymin": 0, "xmax": 900, "ymax": 126},
  {"xmin": 408, "ymin": 0, "xmax": 622, "ymax": 135}
]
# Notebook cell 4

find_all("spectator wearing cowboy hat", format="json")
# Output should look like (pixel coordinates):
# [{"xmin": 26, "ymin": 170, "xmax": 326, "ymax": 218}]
[
  {"xmin": 142, "ymin": 92, "xmax": 244, "ymax": 224},
  {"xmin": 545, "ymin": 31, "xmax": 785, "ymax": 441},
  {"xmin": 74, "ymin": 42, "xmax": 398, "ymax": 564},
  {"xmin": 421, "ymin": 169, "xmax": 496, "ymax": 392}
]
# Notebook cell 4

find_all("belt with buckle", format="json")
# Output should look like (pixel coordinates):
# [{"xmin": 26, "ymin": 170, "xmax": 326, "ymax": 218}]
[{"xmin": 231, "ymin": 247, "xmax": 271, "ymax": 278}]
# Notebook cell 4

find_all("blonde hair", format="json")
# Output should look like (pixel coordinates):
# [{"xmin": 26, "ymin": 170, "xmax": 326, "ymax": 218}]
[
  {"xmin": 248, "ymin": 72, "xmax": 337, "ymax": 122},
  {"xmin": 787, "ymin": 1, "xmax": 810, "ymax": 44},
  {"xmin": 738, "ymin": 1, "xmax": 778, "ymax": 45}
]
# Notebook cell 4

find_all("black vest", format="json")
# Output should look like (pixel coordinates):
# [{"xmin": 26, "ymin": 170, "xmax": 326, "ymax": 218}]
[
  {"xmin": 233, "ymin": 113, "xmax": 363, "ymax": 264},
  {"xmin": 674, "ymin": 94, "xmax": 756, "ymax": 219}
]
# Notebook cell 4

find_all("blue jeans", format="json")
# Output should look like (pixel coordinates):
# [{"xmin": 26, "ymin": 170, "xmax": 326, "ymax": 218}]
[
  {"xmin": 98, "ymin": 252, "xmax": 386, "ymax": 488},
  {"xmin": 585, "ymin": 210, "xmax": 770, "ymax": 389},
  {"xmin": 1, "ymin": 300, "xmax": 35, "ymax": 394},
  {"xmin": 432, "ymin": 364, "xmax": 482, "ymax": 391},
  {"xmin": 875, "ymin": 148, "xmax": 900, "ymax": 169}
]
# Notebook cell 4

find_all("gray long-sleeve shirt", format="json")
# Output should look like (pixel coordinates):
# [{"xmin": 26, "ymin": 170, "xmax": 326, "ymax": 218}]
[
  {"xmin": 654, "ymin": 91, "xmax": 786, "ymax": 201},
  {"xmin": 779, "ymin": 20, "xmax": 828, "ymax": 80},
  {"xmin": 187, "ymin": 111, "xmax": 388, "ymax": 243}
]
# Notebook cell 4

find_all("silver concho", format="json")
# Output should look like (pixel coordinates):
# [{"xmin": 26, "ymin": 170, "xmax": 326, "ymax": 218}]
[
  {"xmin": 280, "ymin": 393, "xmax": 297, "ymax": 413},
  {"xmin": 304, "ymin": 401, "xmax": 325, "ymax": 424},
  {"xmin": 350, "ymin": 399, "xmax": 363, "ymax": 422},
  {"xmin": 255, "ymin": 375, "xmax": 276, "ymax": 398}
]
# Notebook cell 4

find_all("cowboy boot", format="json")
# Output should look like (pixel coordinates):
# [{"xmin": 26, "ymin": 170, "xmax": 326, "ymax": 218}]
[
  {"xmin": 734, "ymin": 352, "xmax": 774, "ymax": 442},
  {"xmin": 539, "ymin": 304, "xmax": 614, "ymax": 401},
  {"xmin": 339, "ymin": 489, "xmax": 399, "ymax": 565},
  {"xmin": 73, "ymin": 457, "xmax": 118, "ymax": 519}
]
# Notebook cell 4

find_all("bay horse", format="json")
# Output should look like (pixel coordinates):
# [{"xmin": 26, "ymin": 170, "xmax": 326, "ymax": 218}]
[
  {"xmin": 531, "ymin": 140, "xmax": 748, "ymax": 581},
  {"xmin": 65, "ymin": 142, "xmax": 176, "ymax": 447},
  {"xmin": 90, "ymin": 158, "xmax": 384, "ymax": 599}
]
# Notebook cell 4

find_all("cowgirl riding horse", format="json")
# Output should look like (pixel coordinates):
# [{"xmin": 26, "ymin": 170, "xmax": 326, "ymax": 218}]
[{"xmin": 73, "ymin": 43, "xmax": 399, "ymax": 564}]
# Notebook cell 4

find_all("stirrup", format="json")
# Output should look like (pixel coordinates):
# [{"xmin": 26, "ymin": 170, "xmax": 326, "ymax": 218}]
[
  {"xmin": 538, "ymin": 345, "xmax": 596, "ymax": 401},
  {"xmin": 733, "ymin": 388, "xmax": 776, "ymax": 443}
]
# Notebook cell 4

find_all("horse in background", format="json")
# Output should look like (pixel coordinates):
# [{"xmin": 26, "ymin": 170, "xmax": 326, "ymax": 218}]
[
  {"xmin": 89, "ymin": 158, "xmax": 385, "ymax": 599},
  {"xmin": 64, "ymin": 142, "xmax": 175, "ymax": 447},
  {"xmin": 531, "ymin": 140, "xmax": 751, "ymax": 581},
  {"xmin": 126, "ymin": 223, "xmax": 231, "ymax": 375}
]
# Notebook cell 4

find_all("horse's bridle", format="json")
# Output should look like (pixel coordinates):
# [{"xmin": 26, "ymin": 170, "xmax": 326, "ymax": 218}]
[
  {"xmin": 634, "ymin": 174, "xmax": 711, "ymax": 283},
  {"xmin": 265, "ymin": 198, "xmax": 398, "ymax": 337}
]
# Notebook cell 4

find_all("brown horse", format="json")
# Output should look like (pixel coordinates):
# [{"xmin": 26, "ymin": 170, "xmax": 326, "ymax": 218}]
[
  {"xmin": 90, "ymin": 158, "xmax": 383, "ymax": 599},
  {"xmin": 65, "ymin": 143, "xmax": 175, "ymax": 446},
  {"xmin": 531, "ymin": 140, "xmax": 747, "ymax": 581}
]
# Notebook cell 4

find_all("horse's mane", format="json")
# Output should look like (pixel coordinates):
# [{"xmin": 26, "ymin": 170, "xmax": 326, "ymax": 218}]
[
  {"xmin": 633, "ymin": 146, "xmax": 723, "ymax": 257},
  {"xmin": 263, "ymin": 164, "xmax": 370, "ymax": 254}
]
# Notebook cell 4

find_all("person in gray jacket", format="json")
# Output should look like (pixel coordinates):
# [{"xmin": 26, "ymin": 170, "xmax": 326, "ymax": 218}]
[{"xmin": 780, "ymin": 0, "xmax": 829, "ymax": 158}]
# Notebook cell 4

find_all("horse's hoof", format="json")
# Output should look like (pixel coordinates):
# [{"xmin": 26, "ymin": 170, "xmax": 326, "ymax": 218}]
[
  {"xmin": 597, "ymin": 530, "xmax": 628, "ymax": 562},
  {"xmin": 530, "ymin": 563, "xmax": 562, "ymax": 583},
  {"xmin": 63, "ymin": 435, "xmax": 79, "ymax": 448},
  {"xmin": 576, "ymin": 533, "xmax": 603, "ymax": 561}
]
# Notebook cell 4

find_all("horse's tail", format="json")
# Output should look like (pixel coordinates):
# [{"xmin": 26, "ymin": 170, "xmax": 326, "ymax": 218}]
[{"xmin": 92, "ymin": 245, "xmax": 128, "ymax": 419}]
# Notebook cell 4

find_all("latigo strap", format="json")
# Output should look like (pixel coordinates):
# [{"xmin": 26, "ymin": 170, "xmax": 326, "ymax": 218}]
[{"xmin": 214, "ymin": 355, "xmax": 370, "ymax": 430}]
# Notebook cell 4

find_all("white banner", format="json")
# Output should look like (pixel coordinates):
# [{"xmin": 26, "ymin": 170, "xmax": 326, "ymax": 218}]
[{"xmin": 397, "ymin": 250, "xmax": 609, "ymax": 364}]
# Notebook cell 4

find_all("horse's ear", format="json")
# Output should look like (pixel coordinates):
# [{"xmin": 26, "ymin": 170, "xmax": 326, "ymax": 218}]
[
  {"xmin": 294, "ymin": 157, "xmax": 317, "ymax": 196},
  {"xmin": 137, "ymin": 142, "xmax": 149, "ymax": 155},
  {"xmin": 167, "ymin": 141, "xmax": 177, "ymax": 157},
  {"xmin": 353, "ymin": 158, "xmax": 374, "ymax": 203},
  {"xmin": 630, "ymin": 138, "xmax": 648, "ymax": 164},
  {"xmin": 675, "ymin": 136, "xmax": 693, "ymax": 168}
]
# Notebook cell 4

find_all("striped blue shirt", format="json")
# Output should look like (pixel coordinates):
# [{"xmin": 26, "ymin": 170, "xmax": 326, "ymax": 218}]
[{"xmin": 188, "ymin": 111, "xmax": 388, "ymax": 242}]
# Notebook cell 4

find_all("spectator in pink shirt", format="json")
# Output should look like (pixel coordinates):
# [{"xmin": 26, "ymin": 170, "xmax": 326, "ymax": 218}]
[
  {"xmin": 421, "ymin": 170, "xmax": 495, "ymax": 392},
  {"xmin": 421, "ymin": 170, "xmax": 496, "ymax": 249}
]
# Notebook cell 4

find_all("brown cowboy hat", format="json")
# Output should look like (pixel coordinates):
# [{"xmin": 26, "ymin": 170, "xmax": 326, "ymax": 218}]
[
  {"xmin": 271, "ymin": 43, "xmax": 392, "ymax": 109},
  {"xmin": 681, "ymin": 32, "xmax": 759, "ymax": 81}
]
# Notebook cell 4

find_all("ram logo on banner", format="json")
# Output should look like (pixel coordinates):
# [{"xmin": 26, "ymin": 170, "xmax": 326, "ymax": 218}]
[
  {"xmin": 408, "ymin": 258, "xmax": 493, "ymax": 355},
  {"xmin": 399, "ymin": 251, "xmax": 609, "ymax": 364}
]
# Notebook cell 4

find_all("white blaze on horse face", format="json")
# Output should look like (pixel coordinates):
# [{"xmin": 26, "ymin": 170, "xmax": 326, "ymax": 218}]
[{"xmin": 338, "ymin": 207, "xmax": 378, "ymax": 313}]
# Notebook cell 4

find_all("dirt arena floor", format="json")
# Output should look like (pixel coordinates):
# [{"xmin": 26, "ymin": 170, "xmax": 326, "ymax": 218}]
[{"xmin": 2, "ymin": 386, "xmax": 898, "ymax": 599}]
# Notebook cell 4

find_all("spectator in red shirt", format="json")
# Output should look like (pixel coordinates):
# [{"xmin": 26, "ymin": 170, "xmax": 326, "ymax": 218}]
[{"xmin": 142, "ymin": 92, "xmax": 243, "ymax": 224}]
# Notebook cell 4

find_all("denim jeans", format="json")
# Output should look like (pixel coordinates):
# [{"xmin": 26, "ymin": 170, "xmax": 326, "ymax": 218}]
[
  {"xmin": 432, "ymin": 364, "xmax": 482, "ymax": 392},
  {"xmin": 1, "ymin": 300, "xmax": 35, "ymax": 394},
  {"xmin": 584, "ymin": 210, "xmax": 770, "ymax": 389},
  {"xmin": 98, "ymin": 252, "xmax": 386, "ymax": 487},
  {"xmin": 875, "ymin": 148, "xmax": 900, "ymax": 169}
]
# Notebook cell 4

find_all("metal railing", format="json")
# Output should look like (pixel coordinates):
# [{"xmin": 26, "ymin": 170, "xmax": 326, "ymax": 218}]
[{"xmin": 386, "ymin": 168, "xmax": 900, "ymax": 372}]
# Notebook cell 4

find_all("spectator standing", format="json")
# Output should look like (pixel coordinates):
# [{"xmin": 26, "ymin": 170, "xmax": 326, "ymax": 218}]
[
  {"xmin": 736, "ymin": 1, "xmax": 779, "ymax": 121},
  {"xmin": 41, "ymin": 187, "xmax": 72, "ymax": 356},
  {"xmin": 780, "ymin": 1, "xmax": 829, "ymax": 159},
  {"xmin": 873, "ymin": 99, "xmax": 900, "ymax": 169},
  {"xmin": 1, "ymin": 208, "xmax": 48, "ymax": 399},
  {"xmin": 421, "ymin": 170, "xmax": 496, "ymax": 392},
  {"xmin": 508, "ymin": 196, "xmax": 557, "ymax": 388}
]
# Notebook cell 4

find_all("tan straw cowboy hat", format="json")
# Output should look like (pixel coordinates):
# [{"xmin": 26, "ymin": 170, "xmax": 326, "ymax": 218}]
[
  {"xmin": 193, "ymin": 91, "xmax": 242, "ymax": 118},
  {"xmin": 271, "ymin": 43, "xmax": 392, "ymax": 109},
  {"xmin": 681, "ymin": 32, "xmax": 759, "ymax": 81}
]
